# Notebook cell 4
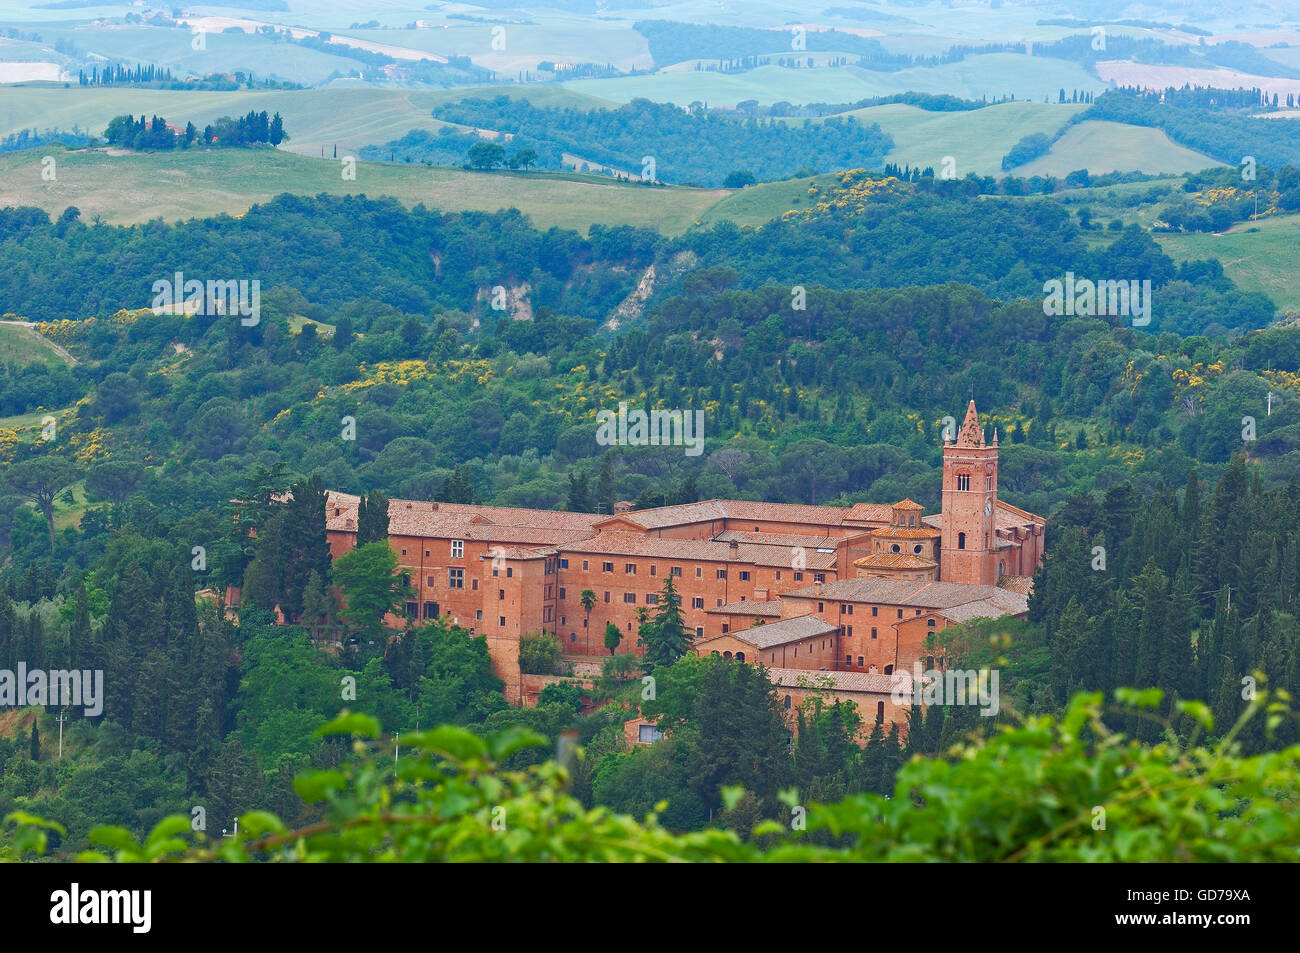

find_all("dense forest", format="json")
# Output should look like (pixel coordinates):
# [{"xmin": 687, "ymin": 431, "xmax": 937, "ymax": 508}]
[
  {"xmin": 2, "ymin": 175, "xmax": 1299, "ymax": 850},
  {"xmin": 403, "ymin": 96, "xmax": 893, "ymax": 186}
]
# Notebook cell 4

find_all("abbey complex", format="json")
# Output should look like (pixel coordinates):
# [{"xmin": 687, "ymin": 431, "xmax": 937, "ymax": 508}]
[{"xmin": 314, "ymin": 403, "xmax": 1044, "ymax": 726}]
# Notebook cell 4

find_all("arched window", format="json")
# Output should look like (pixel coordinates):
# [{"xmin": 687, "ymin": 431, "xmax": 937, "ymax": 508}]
[
  {"xmin": 711, "ymin": 650, "xmax": 720, "ymax": 656},
  {"xmin": 735, "ymin": 652, "xmax": 745, "ymax": 663},
  {"xmin": 884, "ymin": 664, "xmax": 893, "ymax": 675},
  {"xmin": 723, "ymin": 651, "xmax": 732, "ymax": 659},
  {"xmin": 958, "ymin": 532, "xmax": 966, "ymax": 550},
  {"xmin": 957, "ymin": 473, "xmax": 970, "ymax": 491}
]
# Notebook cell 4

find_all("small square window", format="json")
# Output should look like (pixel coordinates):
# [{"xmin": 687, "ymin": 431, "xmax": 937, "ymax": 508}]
[
  {"xmin": 716, "ymin": 569, "xmax": 726, "ymax": 579},
  {"xmin": 671, "ymin": 566, "xmax": 682, "ymax": 577},
  {"xmin": 603, "ymin": 561, "xmax": 613, "ymax": 573},
  {"xmin": 451, "ymin": 540, "xmax": 464, "ymax": 559},
  {"xmin": 625, "ymin": 563, "xmax": 636, "ymax": 574},
  {"xmin": 559, "ymin": 558, "xmax": 568, "ymax": 568},
  {"xmin": 692, "ymin": 597, "xmax": 704, "ymax": 609},
  {"xmin": 739, "ymin": 571, "xmax": 750, "ymax": 581},
  {"xmin": 624, "ymin": 592, "xmax": 636, "ymax": 603},
  {"xmin": 794, "ymin": 572, "xmax": 803, "ymax": 581}
]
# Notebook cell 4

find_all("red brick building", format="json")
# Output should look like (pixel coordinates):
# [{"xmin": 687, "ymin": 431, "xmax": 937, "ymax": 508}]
[{"xmin": 322, "ymin": 402, "xmax": 1043, "ymax": 710}]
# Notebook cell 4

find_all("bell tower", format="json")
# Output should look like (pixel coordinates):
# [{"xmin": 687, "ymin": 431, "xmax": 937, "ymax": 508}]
[{"xmin": 940, "ymin": 400, "xmax": 999, "ymax": 586}]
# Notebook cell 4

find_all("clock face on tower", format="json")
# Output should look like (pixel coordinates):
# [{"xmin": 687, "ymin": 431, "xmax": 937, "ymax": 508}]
[{"xmin": 984, "ymin": 500, "xmax": 992, "ymax": 516}]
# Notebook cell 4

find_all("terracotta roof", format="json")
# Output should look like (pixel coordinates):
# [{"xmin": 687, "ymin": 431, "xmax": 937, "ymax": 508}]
[
  {"xmin": 843, "ymin": 502, "xmax": 894, "ymax": 523},
  {"xmin": 726, "ymin": 614, "xmax": 838, "ymax": 649},
  {"xmin": 871, "ymin": 526, "xmax": 941, "ymax": 539},
  {"xmin": 706, "ymin": 599, "xmax": 783, "ymax": 616},
  {"xmin": 475, "ymin": 546, "xmax": 554, "ymax": 560},
  {"xmin": 558, "ymin": 532, "xmax": 838, "ymax": 569},
  {"xmin": 997, "ymin": 574, "xmax": 1035, "ymax": 596},
  {"xmin": 781, "ymin": 578, "xmax": 1028, "ymax": 616},
  {"xmin": 854, "ymin": 553, "xmax": 937, "ymax": 570},
  {"xmin": 995, "ymin": 499, "xmax": 1046, "ymax": 526},
  {"xmin": 919, "ymin": 500, "xmax": 1045, "ymax": 532},
  {"xmin": 937, "ymin": 599, "xmax": 1021, "ymax": 623},
  {"xmin": 326, "ymin": 491, "xmax": 602, "ymax": 541},
  {"xmin": 767, "ymin": 668, "xmax": 903, "ymax": 696},
  {"xmin": 712, "ymin": 529, "xmax": 845, "ymax": 549},
  {"xmin": 596, "ymin": 498, "xmax": 892, "ymax": 532},
  {"xmin": 893, "ymin": 498, "xmax": 924, "ymax": 510}
]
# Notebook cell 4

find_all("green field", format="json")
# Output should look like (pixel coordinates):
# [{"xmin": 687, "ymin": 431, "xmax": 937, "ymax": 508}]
[
  {"xmin": 1158, "ymin": 212, "xmax": 1300, "ymax": 312},
  {"xmin": 0, "ymin": 146, "xmax": 727, "ymax": 234},
  {"xmin": 30, "ymin": 23, "xmax": 363, "ymax": 86},
  {"xmin": 1012, "ymin": 120, "xmax": 1220, "ymax": 178},
  {"xmin": 564, "ymin": 53, "xmax": 1107, "ymax": 107},
  {"xmin": 837, "ymin": 100, "xmax": 1085, "ymax": 176},
  {"xmin": 698, "ymin": 172, "xmax": 839, "ymax": 227},
  {"xmin": 0, "ymin": 85, "xmax": 615, "ymax": 158},
  {"xmin": 0, "ymin": 321, "xmax": 74, "ymax": 367}
]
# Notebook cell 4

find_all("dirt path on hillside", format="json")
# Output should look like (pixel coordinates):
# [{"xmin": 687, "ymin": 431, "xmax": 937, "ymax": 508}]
[{"xmin": 0, "ymin": 320, "xmax": 79, "ymax": 365}]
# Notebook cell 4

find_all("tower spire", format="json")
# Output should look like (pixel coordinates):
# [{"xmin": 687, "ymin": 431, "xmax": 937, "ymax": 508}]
[{"xmin": 956, "ymin": 399, "xmax": 983, "ymax": 448}]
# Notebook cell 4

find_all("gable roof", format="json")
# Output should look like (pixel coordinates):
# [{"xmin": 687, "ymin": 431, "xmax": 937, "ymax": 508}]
[
  {"xmin": 767, "ymin": 668, "xmax": 903, "ymax": 696},
  {"xmin": 709, "ymin": 614, "xmax": 838, "ymax": 649},
  {"xmin": 781, "ymin": 577, "xmax": 1028, "ymax": 617}
]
